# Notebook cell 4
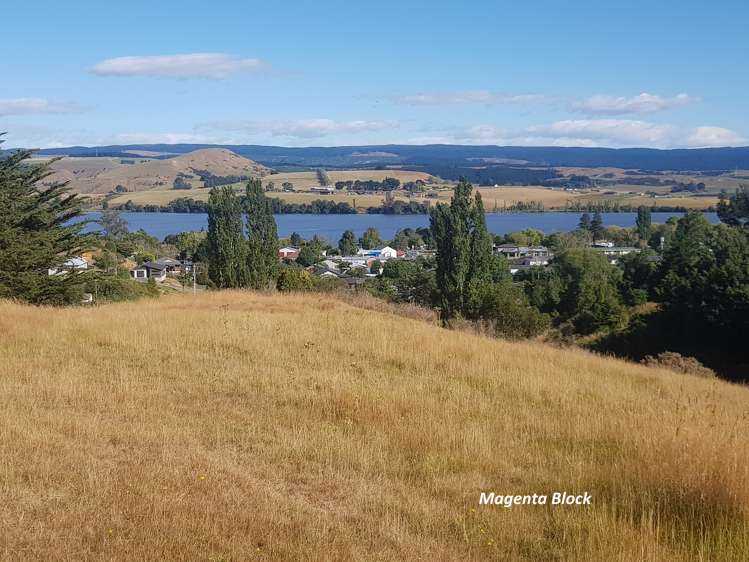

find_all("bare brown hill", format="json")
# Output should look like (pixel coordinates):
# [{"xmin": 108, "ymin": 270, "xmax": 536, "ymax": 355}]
[{"xmin": 43, "ymin": 148, "xmax": 272, "ymax": 194}]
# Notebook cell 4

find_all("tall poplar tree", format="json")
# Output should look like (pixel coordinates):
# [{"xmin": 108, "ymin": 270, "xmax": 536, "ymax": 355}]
[
  {"xmin": 206, "ymin": 186, "xmax": 248, "ymax": 288},
  {"xmin": 245, "ymin": 178, "xmax": 279, "ymax": 289},
  {"xmin": 0, "ymin": 145, "xmax": 89, "ymax": 304},
  {"xmin": 636, "ymin": 206, "xmax": 652, "ymax": 240},
  {"xmin": 431, "ymin": 178, "xmax": 492, "ymax": 324},
  {"xmin": 465, "ymin": 192, "xmax": 494, "ymax": 315}
]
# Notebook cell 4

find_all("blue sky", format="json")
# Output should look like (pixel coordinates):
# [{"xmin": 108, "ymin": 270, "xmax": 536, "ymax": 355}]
[{"xmin": 2, "ymin": 0, "xmax": 748, "ymax": 149}]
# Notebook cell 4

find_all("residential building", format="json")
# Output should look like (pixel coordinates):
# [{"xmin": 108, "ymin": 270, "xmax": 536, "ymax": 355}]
[{"xmin": 279, "ymin": 247, "xmax": 300, "ymax": 260}]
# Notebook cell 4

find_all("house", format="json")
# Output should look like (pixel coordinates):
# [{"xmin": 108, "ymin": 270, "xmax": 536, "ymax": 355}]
[
  {"xmin": 47, "ymin": 256, "xmax": 89, "ymax": 276},
  {"xmin": 153, "ymin": 257, "xmax": 183, "ymax": 273},
  {"xmin": 591, "ymin": 246, "xmax": 640, "ymax": 265},
  {"xmin": 131, "ymin": 261, "xmax": 168, "ymax": 282},
  {"xmin": 319, "ymin": 259, "xmax": 340, "ymax": 271},
  {"xmin": 508, "ymin": 255, "xmax": 550, "ymax": 275},
  {"xmin": 130, "ymin": 266, "xmax": 149, "ymax": 281},
  {"xmin": 279, "ymin": 247, "xmax": 300, "ymax": 260},
  {"xmin": 309, "ymin": 186, "xmax": 335, "ymax": 194},
  {"xmin": 494, "ymin": 244, "xmax": 551, "ymax": 259},
  {"xmin": 356, "ymin": 246, "xmax": 397, "ymax": 260},
  {"xmin": 340, "ymin": 255, "xmax": 370, "ymax": 267},
  {"xmin": 314, "ymin": 268, "xmax": 340, "ymax": 279}
]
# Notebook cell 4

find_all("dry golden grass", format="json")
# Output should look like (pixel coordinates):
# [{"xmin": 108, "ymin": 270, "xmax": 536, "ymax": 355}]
[
  {"xmin": 477, "ymin": 187, "xmax": 576, "ymax": 209},
  {"xmin": 260, "ymin": 169, "xmax": 433, "ymax": 190},
  {"xmin": 1, "ymin": 291, "xmax": 747, "ymax": 561},
  {"xmin": 108, "ymin": 188, "xmax": 418, "ymax": 209}
]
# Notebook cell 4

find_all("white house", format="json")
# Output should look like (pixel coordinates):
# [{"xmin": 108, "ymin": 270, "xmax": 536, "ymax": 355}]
[
  {"xmin": 356, "ymin": 246, "xmax": 397, "ymax": 259},
  {"xmin": 48, "ymin": 256, "xmax": 89, "ymax": 276}
]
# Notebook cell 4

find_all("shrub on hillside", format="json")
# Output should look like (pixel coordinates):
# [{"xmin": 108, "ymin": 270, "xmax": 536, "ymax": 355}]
[
  {"xmin": 641, "ymin": 352, "xmax": 716, "ymax": 378},
  {"xmin": 277, "ymin": 268, "xmax": 314, "ymax": 292}
]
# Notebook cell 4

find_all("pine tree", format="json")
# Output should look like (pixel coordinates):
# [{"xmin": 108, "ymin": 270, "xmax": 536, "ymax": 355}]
[
  {"xmin": 636, "ymin": 206, "xmax": 652, "ymax": 240},
  {"xmin": 338, "ymin": 229, "xmax": 358, "ymax": 255},
  {"xmin": 590, "ymin": 211, "xmax": 604, "ymax": 239},
  {"xmin": 0, "ymin": 145, "xmax": 90, "ymax": 305},
  {"xmin": 245, "ymin": 178, "xmax": 279, "ymax": 289},
  {"xmin": 578, "ymin": 212, "xmax": 592, "ymax": 232},
  {"xmin": 206, "ymin": 186, "xmax": 248, "ymax": 288}
]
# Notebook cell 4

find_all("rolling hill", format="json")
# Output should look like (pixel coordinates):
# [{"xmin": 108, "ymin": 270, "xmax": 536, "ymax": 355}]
[
  {"xmin": 35, "ymin": 143, "xmax": 749, "ymax": 171},
  {"xmin": 1, "ymin": 291, "xmax": 747, "ymax": 561},
  {"xmin": 40, "ymin": 148, "xmax": 272, "ymax": 194}
]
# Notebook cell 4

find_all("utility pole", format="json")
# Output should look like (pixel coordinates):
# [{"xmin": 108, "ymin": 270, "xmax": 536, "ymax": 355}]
[{"xmin": 193, "ymin": 263, "xmax": 197, "ymax": 296}]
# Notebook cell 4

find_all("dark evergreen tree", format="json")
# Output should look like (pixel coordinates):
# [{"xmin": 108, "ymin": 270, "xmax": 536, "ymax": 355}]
[
  {"xmin": 717, "ymin": 186, "xmax": 749, "ymax": 227},
  {"xmin": 245, "ymin": 178, "xmax": 279, "ymax": 289},
  {"xmin": 635, "ymin": 206, "xmax": 652, "ymax": 240},
  {"xmin": 289, "ymin": 232, "xmax": 303, "ymax": 247},
  {"xmin": 578, "ymin": 212, "xmax": 592, "ymax": 232},
  {"xmin": 206, "ymin": 186, "xmax": 248, "ymax": 288},
  {"xmin": 590, "ymin": 211, "xmax": 604, "ymax": 238},
  {"xmin": 338, "ymin": 229, "xmax": 358, "ymax": 255},
  {"xmin": 0, "ymin": 145, "xmax": 90, "ymax": 304}
]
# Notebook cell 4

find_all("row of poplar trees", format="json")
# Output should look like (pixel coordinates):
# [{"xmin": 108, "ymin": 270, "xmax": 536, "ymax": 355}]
[{"xmin": 206, "ymin": 179, "xmax": 279, "ymax": 289}]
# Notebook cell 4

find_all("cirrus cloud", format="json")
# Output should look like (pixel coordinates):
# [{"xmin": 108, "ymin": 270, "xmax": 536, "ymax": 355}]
[
  {"xmin": 0, "ymin": 97, "xmax": 87, "ymax": 116},
  {"xmin": 91, "ymin": 53, "xmax": 269, "ymax": 80}
]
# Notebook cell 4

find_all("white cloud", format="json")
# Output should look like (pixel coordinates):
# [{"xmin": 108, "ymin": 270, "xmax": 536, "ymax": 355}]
[
  {"xmin": 202, "ymin": 118, "xmax": 394, "ymax": 139},
  {"xmin": 111, "ymin": 132, "xmax": 219, "ymax": 144},
  {"xmin": 394, "ymin": 90, "xmax": 545, "ymax": 106},
  {"xmin": 0, "ymin": 98, "xmax": 86, "ymax": 116},
  {"xmin": 684, "ymin": 126, "xmax": 747, "ymax": 147},
  {"xmin": 571, "ymin": 93, "xmax": 696, "ymax": 115},
  {"xmin": 412, "ymin": 119, "xmax": 746, "ymax": 148},
  {"xmin": 527, "ymin": 119, "xmax": 676, "ymax": 145},
  {"xmin": 91, "ymin": 53, "xmax": 269, "ymax": 79}
]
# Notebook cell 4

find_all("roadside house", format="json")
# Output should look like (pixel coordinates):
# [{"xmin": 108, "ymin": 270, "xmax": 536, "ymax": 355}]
[{"xmin": 279, "ymin": 247, "xmax": 300, "ymax": 260}]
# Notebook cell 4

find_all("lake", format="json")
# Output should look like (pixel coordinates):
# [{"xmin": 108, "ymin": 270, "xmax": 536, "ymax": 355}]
[{"xmin": 81, "ymin": 212, "xmax": 720, "ymax": 242}]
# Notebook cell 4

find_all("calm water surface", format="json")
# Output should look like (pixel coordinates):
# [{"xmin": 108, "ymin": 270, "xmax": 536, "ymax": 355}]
[{"xmin": 81, "ymin": 212, "xmax": 719, "ymax": 242}]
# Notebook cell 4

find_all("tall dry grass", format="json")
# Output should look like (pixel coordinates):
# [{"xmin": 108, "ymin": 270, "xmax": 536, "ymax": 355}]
[{"xmin": 0, "ymin": 291, "xmax": 747, "ymax": 561}]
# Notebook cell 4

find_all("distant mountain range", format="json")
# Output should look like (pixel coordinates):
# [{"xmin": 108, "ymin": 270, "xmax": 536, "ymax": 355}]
[{"xmin": 25, "ymin": 143, "xmax": 749, "ymax": 173}]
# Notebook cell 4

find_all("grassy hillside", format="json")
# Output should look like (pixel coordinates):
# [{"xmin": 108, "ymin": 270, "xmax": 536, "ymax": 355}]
[
  {"xmin": 107, "ymin": 183, "xmax": 719, "ymax": 211},
  {"xmin": 1, "ymin": 292, "xmax": 747, "ymax": 561},
  {"xmin": 40, "ymin": 149, "xmax": 272, "ymax": 194}
]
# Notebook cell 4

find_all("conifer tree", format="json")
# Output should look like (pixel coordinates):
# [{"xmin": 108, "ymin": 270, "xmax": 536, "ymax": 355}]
[
  {"xmin": 245, "ymin": 178, "xmax": 279, "ymax": 289},
  {"xmin": 338, "ymin": 229, "xmax": 358, "ymax": 255},
  {"xmin": 0, "ymin": 144, "xmax": 89, "ymax": 304},
  {"xmin": 578, "ymin": 212, "xmax": 592, "ymax": 232},
  {"xmin": 206, "ymin": 186, "xmax": 248, "ymax": 288},
  {"xmin": 590, "ymin": 210, "xmax": 604, "ymax": 239}
]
